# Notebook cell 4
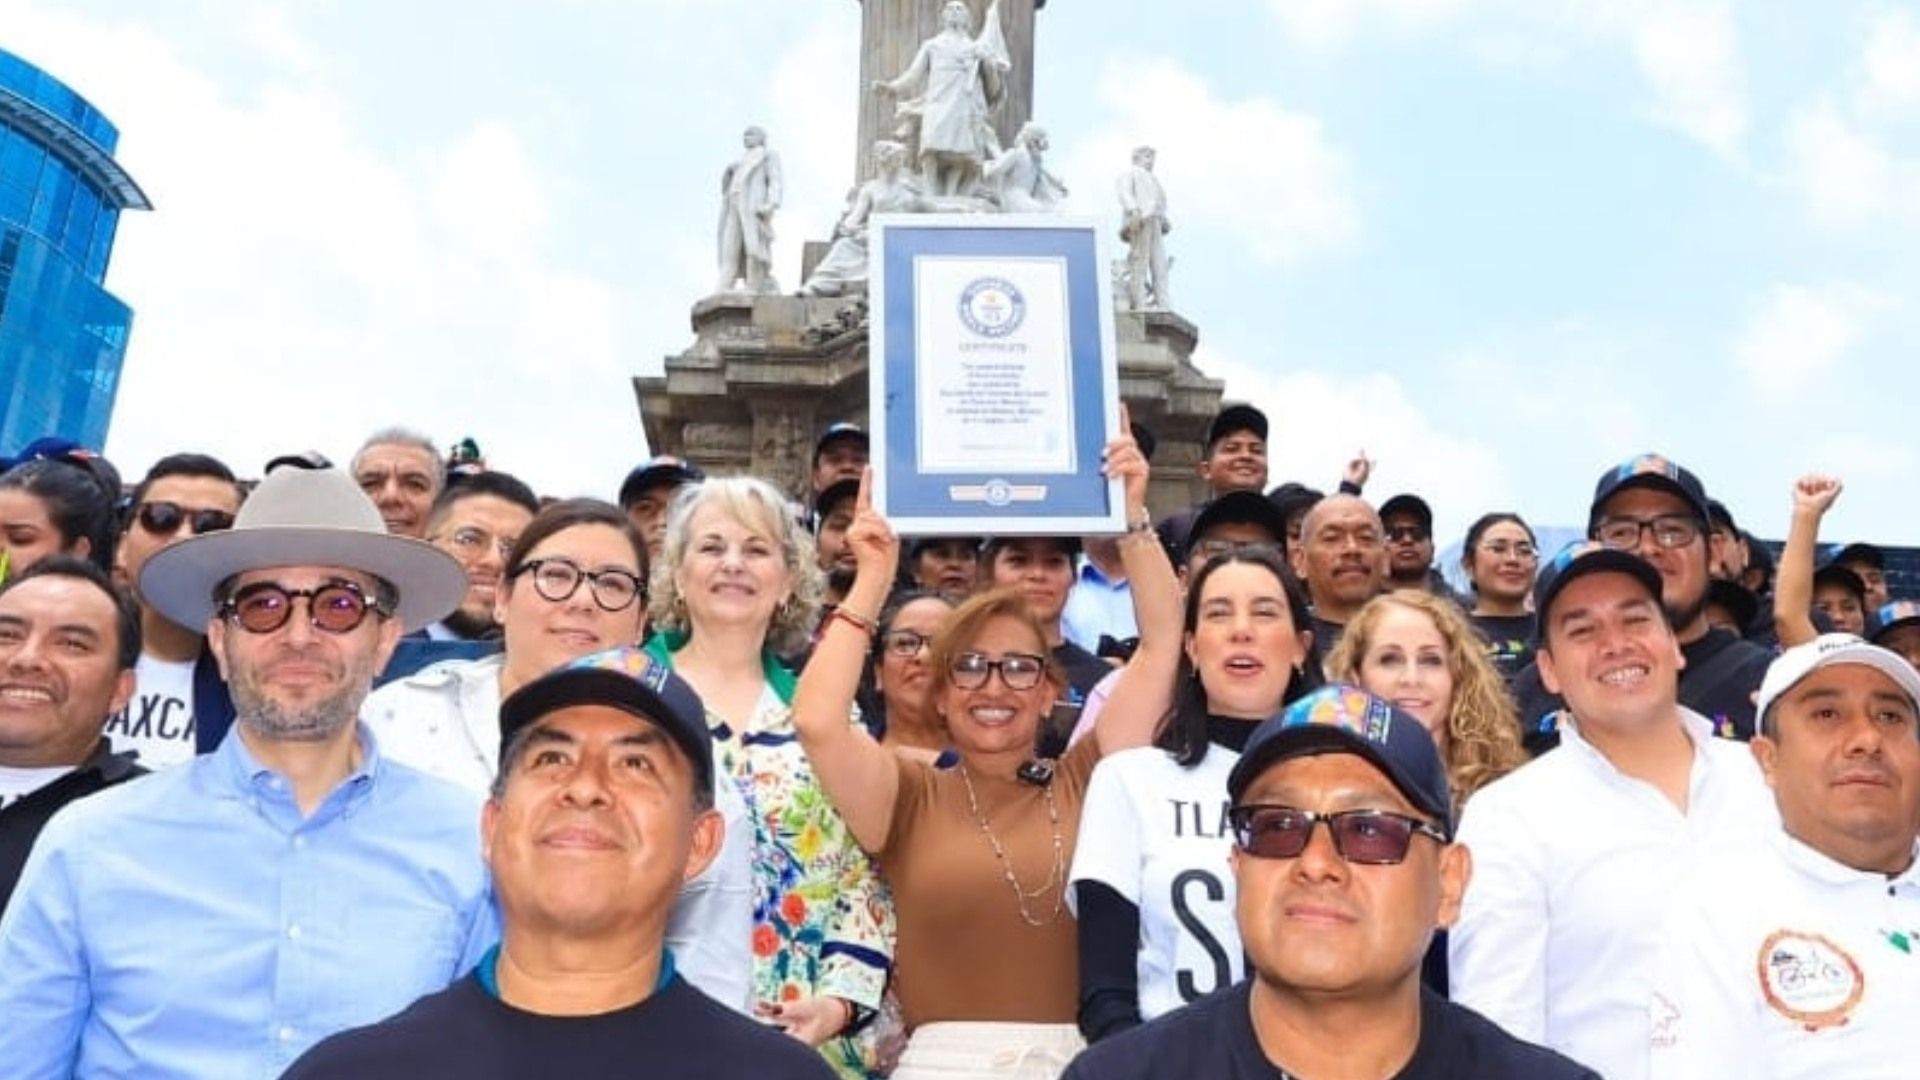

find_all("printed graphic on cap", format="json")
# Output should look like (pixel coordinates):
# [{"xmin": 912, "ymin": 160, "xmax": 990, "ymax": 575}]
[
  {"xmin": 1283, "ymin": 686, "xmax": 1394, "ymax": 742},
  {"xmin": 1616, "ymin": 453, "xmax": 1679, "ymax": 482},
  {"xmin": 1755, "ymin": 929, "xmax": 1864, "ymax": 1032},
  {"xmin": 566, "ymin": 646, "xmax": 670, "ymax": 693}
]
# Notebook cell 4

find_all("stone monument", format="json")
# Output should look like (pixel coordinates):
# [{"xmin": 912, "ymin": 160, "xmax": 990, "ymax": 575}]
[{"xmin": 636, "ymin": 0, "xmax": 1224, "ymax": 515}]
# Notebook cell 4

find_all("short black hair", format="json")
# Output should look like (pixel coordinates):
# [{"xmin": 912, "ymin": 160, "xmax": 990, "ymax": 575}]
[
  {"xmin": 427, "ymin": 470, "xmax": 542, "ymax": 534},
  {"xmin": 0, "ymin": 554, "xmax": 142, "ymax": 669},
  {"xmin": 124, "ymin": 453, "xmax": 243, "ymax": 532}
]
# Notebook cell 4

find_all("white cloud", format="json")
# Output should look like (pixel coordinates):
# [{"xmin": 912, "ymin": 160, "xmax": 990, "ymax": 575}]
[
  {"xmin": 1621, "ymin": 2, "xmax": 1747, "ymax": 160},
  {"xmin": 1733, "ymin": 282, "xmax": 1893, "ymax": 400},
  {"xmin": 1054, "ymin": 59, "xmax": 1359, "ymax": 265},
  {"xmin": 1859, "ymin": 8, "xmax": 1920, "ymax": 113},
  {"xmin": 1266, "ymin": 0, "xmax": 1476, "ymax": 49}
]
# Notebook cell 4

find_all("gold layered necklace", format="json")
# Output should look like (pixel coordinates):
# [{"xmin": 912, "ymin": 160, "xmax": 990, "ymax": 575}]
[{"xmin": 958, "ymin": 764, "xmax": 1067, "ymax": 927}]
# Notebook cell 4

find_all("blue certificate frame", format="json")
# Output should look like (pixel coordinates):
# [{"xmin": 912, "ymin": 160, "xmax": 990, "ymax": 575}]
[{"xmin": 870, "ymin": 214, "xmax": 1124, "ymax": 536}]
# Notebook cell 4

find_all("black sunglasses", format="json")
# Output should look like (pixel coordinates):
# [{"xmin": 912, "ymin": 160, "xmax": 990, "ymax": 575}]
[
  {"xmin": 1228, "ymin": 805, "xmax": 1446, "ymax": 865},
  {"xmin": 136, "ymin": 501, "xmax": 235, "ymax": 537}
]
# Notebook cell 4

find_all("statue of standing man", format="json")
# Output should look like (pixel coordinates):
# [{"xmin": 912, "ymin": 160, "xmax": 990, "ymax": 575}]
[
  {"xmin": 716, "ymin": 125, "xmax": 783, "ymax": 294},
  {"xmin": 872, "ymin": 1, "xmax": 1013, "ymax": 199},
  {"xmin": 1117, "ymin": 145, "xmax": 1172, "ymax": 311}
]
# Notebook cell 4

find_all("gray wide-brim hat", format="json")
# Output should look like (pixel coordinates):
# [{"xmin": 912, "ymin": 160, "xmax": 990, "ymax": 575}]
[{"xmin": 139, "ymin": 465, "xmax": 469, "ymax": 634}]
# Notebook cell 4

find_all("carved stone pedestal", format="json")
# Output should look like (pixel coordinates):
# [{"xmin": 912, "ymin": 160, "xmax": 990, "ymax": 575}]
[{"xmin": 635, "ymin": 294, "xmax": 1224, "ymax": 519}]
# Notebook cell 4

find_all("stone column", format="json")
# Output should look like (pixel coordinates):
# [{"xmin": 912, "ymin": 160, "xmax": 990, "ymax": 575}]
[{"xmin": 854, "ymin": 0, "xmax": 1042, "ymax": 181}]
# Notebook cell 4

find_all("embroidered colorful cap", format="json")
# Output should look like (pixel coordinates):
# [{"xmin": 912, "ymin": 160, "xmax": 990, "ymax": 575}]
[
  {"xmin": 1533, "ymin": 540, "xmax": 1664, "ymax": 635},
  {"xmin": 1755, "ymin": 634, "xmax": 1920, "ymax": 732},
  {"xmin": 497, "ymin": 646, "xmax": 713, "ymax": 795},
  {"xmin": 1873, "ymin": 600, "xmax": 1920, "ymax": 644},
  {"xmin": 1228, "ymin": 684, "xmax": 1453, "ymax": 834},
  {"xmin": 1588, "ymin": 453, "xmax": 1713, "ymax": 533}
]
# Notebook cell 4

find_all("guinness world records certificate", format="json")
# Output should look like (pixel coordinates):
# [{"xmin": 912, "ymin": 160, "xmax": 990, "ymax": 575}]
[{"xmin": 870, "ymin": 215, "xmax": 1124, "ymax": 536}]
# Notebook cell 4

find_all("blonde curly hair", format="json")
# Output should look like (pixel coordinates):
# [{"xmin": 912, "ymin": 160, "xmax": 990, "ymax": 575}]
[
  {"xmin": 647, "ymin": 476, "xmax": 824, "ymax": 656},
  {"xmin": 1325, "ymin": 590, "xmax": 1528, "ymax": 811}
]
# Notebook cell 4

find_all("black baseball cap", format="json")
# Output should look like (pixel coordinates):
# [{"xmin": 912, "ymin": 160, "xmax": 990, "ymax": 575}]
[
  {"xmin": 1228, "ymin": 685, "xmax": 1453, "ymax": 835},
  {"xmin": 1266, "ymin": 482, "xmax": 1324, "ymax": 523},
  {"xmin": 812, "ymin": 423, "xmax": 869, "ymax": 465},
  {"xmin": 813, "ymin": 477, "xmax": 859, "ymax": 523},
  {"xmin": 1706, "ymin": 499, "xmax": 1738, "ymax": 534},
  {"xmin": 1378, "ymin": 494, "xmax": 1434, "ymax": 532},
  {"xmin": 1587, "ymin": 453, "xmax": 1712, "ymax": 533},
  {"xmin": 1206, "ymin": 404, "xmax": 1268, "ymax": 451},
  {"xmin": 1814, "ymin": 563, "xmax": 1868, "ymax": 603},
  {"xmin": 1534, "ymin": 540, "xmax": 1664, "ymax": 629},
  {"xmin": 498, "ymin": 646, "xmax": 713, "ymax": 796},
  {"xmin": 1185, "ymin": 491, "xmax": 1288, "ymax": 561},
  {"xmin": 1706, "ymin": 579, "xmax": 1759, "ymax": 633},
  {"xmin": 619, "ymin": 456, "xmax": 705, "ymax": 509},
  {"xmin": 1833, "ymin": 542, "xmax": 1886, "ymax": 572}
]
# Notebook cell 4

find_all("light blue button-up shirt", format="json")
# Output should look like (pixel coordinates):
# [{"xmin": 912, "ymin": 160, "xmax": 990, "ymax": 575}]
[{"xmin": 0, "ymin": 723, "xmax": 496, "ymax": 1080}]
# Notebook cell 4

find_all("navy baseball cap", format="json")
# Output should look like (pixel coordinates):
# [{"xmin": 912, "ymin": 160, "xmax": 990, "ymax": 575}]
[
  {"xmin": 1813, "ymin": 563, "xmax": 1868, "ymax": 603},
  {"xmin": 1833, "ymin": 542, "xmax": 1886, "ymax": 572},
  {"xmin": 1228, "ymin": 685, "xmax": 1453, "ymax": 834},
  {"xmin": 1588, "ymin": 453, "xmax": 1712, "ymax": 533},
  {"xmin": 812, "ymin": 423, "xmax": 869, "ymax": 464},
  {"xmin": 1185, "ymin": 490, "xmax": 1288, "ymax": 561},
  {"xmin": 1378, "ymin": 493, "xmax": 1434, "ymax": 531},
  {"xmin": 619, "ymin": 456, "xmax": 705, "ymax": 509},
  {"xmin": 1206, "ymin": 404, "xmax": 1268, "ymax": 450},
  {"xmin": 498, "ymin": 646, "xmax": 713, "ymax": 796},
  {"xmin": 813, "ymin": 477, "xmax": 859, "ymax": 522},
  {"xmin": 1533, "ymin": 539, "xmax": 1664, "ymax": 629},
  {"xmin": 1873, "ymin": 600, "xmax": 1920, "ymax": 644}
]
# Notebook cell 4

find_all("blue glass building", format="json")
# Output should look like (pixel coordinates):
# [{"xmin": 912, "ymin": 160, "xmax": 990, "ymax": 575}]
[{"xmin": 0, "ymin": 48, "xmax": 150, "ymax": 455}]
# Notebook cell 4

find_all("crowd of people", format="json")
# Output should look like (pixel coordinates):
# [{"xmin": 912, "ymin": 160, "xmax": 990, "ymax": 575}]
[{"xmin": 0, "ymin": 406, "xmax": 1913, "ymax": 1080}]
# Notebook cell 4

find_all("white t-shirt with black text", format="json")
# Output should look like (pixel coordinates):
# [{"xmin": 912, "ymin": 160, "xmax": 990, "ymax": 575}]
[
  {"xmin": 102, "ymin": 654, "xmax": 198, "ymax": 769},
  {"xmin": 1069, "ymin": 745, "xmax": 1245, "ymax": 1020}
]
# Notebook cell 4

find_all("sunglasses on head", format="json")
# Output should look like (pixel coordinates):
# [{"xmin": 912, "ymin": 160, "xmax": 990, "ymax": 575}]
[
  {"xmin": 1228, "ymin": 804, "xmax": 1446, "ymax": 865},
  {"xmin": 136, "ymin": 501, "xmax": 235, "ymax": 537}
]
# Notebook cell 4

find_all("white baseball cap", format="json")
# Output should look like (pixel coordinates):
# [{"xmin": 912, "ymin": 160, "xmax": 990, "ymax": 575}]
[{"xmin": 1755, "ymin": 634, "xmax": 1920, "ymax": 730}]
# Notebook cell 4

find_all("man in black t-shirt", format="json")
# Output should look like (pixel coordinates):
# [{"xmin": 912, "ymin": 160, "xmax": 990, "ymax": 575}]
[
  {"xmin": 1512, "ymin": 454, "xmax": 1771, "ymax": 750},
  {"xmin": 1063, "ymin": 685, "xmax": 1596, "ymax": 1080},
  {"xmin": 284, "ymin": 649, "xmax": 832, "ymax": 1080}
]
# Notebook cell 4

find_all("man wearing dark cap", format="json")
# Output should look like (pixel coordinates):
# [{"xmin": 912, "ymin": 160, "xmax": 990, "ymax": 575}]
[
  {"xmin": 1379, "ymin": 493, "xmax": 1455, "ymax": 599},
  {"xmin": 284, "ymin": 647, "xmax": 833, "ymax": 1079},
  {"xmin": 1154, "ymin": 404, "xmax": 1269, "ymax": 561},
  {"xmin": 1510, "ymin": 453, "xmax": 1773, "ymax": 744},
  {"xmin": 1811, "ymin": 563, "xmax": 1869, "ymax": 636},
  {"xmin": 811, "ymin": 423, "xmax": 869, "ymax": 498},
  {"xmin": 812, "ymin": 478, "xmax": 859, "ymax": 609},
  {"xmin": 1181, "ymin": 489, "xmax": 1287, "ymax": 578},
  {"xmin": 619, "ymin": 455, "xmax": 705, "ymax": 561},
  {"xmin": 1450, "ymin": 542, "xmax": 1777, "ymax": 1080},
  {"xmin": 0, "ymin": 466, "xmax": 494, "ymax": 1077},
  {"xmin": 1832, "ymin": 541, "xmax": 1890, "ymax": 612},
  {"xmin": 1065, "ymin": 684, "xmax": 1596, "ymax": 1080}
]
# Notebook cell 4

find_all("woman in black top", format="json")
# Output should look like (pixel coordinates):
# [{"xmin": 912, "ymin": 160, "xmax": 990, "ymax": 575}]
[{"xmin": 1459, "ymin": 513, "xmax": 1538, "ymax": 684}]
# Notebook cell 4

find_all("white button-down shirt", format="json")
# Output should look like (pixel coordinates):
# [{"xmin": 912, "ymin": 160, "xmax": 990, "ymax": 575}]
[
  {"xmin": 362, "ymin": 655, "xmax": 757, "ymax": 1014},
  {"xmin": 1649, "ymin": 832, "xmax": 1920, "ymax": 1079},
  {"xmin": 1450, "ymin": 708, "xmax": 1780, "ymax": 1080}
]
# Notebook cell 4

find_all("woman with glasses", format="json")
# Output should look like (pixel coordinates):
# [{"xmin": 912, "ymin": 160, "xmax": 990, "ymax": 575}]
[
  {"xmin": 1459, "ymin": 512, "xmax": 1540, "ymax": 684},
  {"xmin": 1070, "ymin": 546, "xmax": 1320, "ymax": 1044},
  {"xmin": 643, "ymin": 476, "xmax": 892, "ymax": 1080},
  {"xmin": 857, "ymin": 589, "xmax": 956, "ymax": 764},
  {"xmin": 0, "ymin": 457, "xmax": 121, "ymax": 579},
  {"xmin": 788, "ymin": 427, "xmax": 1176, "ymax": 1080}
]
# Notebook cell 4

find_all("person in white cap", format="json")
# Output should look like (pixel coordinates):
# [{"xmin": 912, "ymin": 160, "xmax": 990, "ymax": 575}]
[
  {"xmin": 0, "ymin": 464, "xmax": 494, "ymax": 1078},
  {"xmin": 1649, "ymin": 634, "xmax": 1920, "ymax": 1079}
]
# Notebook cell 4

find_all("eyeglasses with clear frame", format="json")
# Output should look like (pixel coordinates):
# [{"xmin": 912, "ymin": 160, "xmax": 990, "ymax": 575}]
[
  {"xmin": 1228, "ymin": 804, "xmax": 1447, "ymax": 865},
  {"xmin": 510, "ymin": 557, "xmax": 643, "ymax": 612},
  {"xmin": 947, "ymin": 651, "xmax": 1047, "ymax": 691},
  {"xmin": 1594, "ymin": 515, "xmax": 1700, "ymax": 551},
  {"xmin": 438, "ymin": 526, "xmax": 517, "ymax": 563},
  {"xmin": 882, "ymin": 629, "xmax": 932, "ymax": 658},
  {"xmin": 218, "ymin": 581, "xmax": 391, "ymax": 635},
  {"xmin": 1478, "ymin": 539, "xmax": 1538, "ymax": 561}
]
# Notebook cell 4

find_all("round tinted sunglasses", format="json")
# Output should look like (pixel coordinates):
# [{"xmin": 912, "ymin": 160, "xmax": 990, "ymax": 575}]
[
  {"xmin": 137, "ymin": 501, "xmax": 235, "ymax": 536},
  {"xmin": 218, "ymin": 581, "xmax": 391, "ymax": 635},
  {"xmin": 1228, "ymin": 804, "xmax": 1446, "ymax": 865}
]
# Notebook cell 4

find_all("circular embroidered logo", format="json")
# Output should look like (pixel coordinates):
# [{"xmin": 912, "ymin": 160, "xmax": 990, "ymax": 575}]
[
  {"xmin": 982, "ymin": 479, "xmax": 1014, "ymax": 507},
  {"xmin": 1756, "ymin": 929, "xmax": 1864, "ymax": 1031},
  {"xmin": 958, "ymin": 277, "xmax": 1025, "ymax": 338}
]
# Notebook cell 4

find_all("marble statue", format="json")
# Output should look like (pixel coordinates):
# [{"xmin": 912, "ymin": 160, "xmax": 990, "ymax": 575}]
[
  {"xmin": 1117, "ymin": 145, "xmax": 1171, "ymax": 310},
  {"xmin": 983, "ymin": 122, "xmax": 1067, "ymax": 212},
  {"xmin": 799, "ymin": 140, "xmax": 932, "ymax": 298},
  {"xmin": 871, "ymin": 0, "xmax": 1012, "ymax": 198},
  {"xmin": 716, "ymin": 125, "xmax": 783, "ymax": 294}
]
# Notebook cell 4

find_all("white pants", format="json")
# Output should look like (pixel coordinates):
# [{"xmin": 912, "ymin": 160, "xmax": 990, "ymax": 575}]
[{"xmin": 891, "ymin": 1022, "xmax": 1085, "ymax": 1080}]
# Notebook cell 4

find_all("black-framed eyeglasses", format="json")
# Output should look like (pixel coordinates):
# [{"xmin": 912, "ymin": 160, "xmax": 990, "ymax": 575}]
[
  {"xmin": 219, "ymin": 581, "xmax": 390, "ymax": 635},
  {"xmin": 438, "ymin": 526, "xmax": 516, "ymax": 562},
  {"xmin": 1594, "ymin": 515, "xmax": 1699, "ymax": 552},
  {"xmin": 1385, "ymin": 525, "xmax": 1429, "ymax": 543},
  {"xmin": 948, "ymin": 650, "xmax": 1047, "ymax": 691},
  {"xmin": 1478, "ymin": 540, "xmax": 1538, "ymax": 561},
  {"xmin": 882, "ymin": 629, "xmax": 932, "ymax": 658},
  {"xmin": 511, "ymin": 557, "xmax": 643, "ymax": 612},
  {"xmin": 1228, "ymin": 805, "xmax": 1447, "ymax": 865},
  {"xmin": 136, "ymin": 501, "xmax": 235, "ymax": 537}
]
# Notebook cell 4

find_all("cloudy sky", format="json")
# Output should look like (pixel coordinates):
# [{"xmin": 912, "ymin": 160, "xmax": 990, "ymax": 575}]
[{"xmin": 6, "ymin": 0, "xmax": 1916, "ymax": 546}]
